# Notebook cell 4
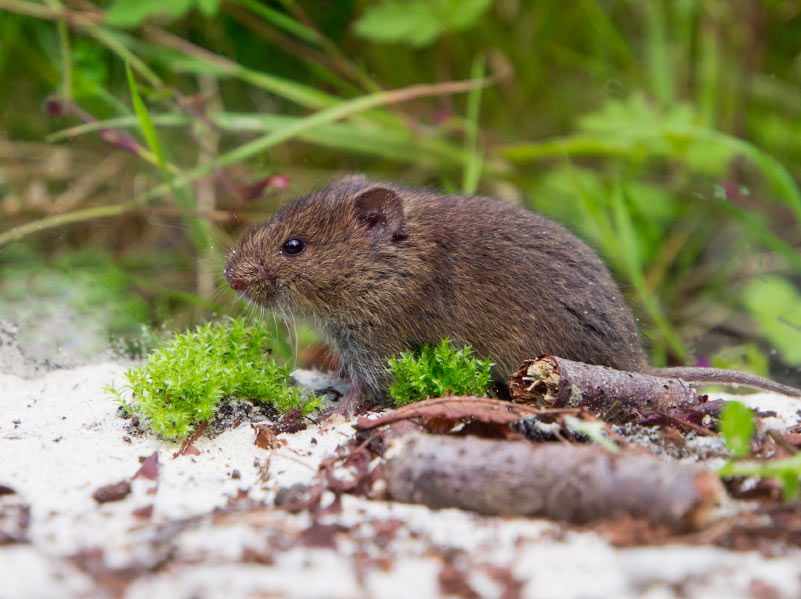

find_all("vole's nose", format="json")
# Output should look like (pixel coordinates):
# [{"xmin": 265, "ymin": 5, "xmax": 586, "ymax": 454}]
[
  {"xmin": 229, "ymin": 278, "xmax": 247, "ymax": 291},
  {"xmin": 223, "ymin": 262, "xmax": 246, "ymax": 291}
]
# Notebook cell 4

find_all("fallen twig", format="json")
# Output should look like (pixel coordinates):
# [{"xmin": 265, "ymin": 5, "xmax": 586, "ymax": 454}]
[
  {"xmin": 354, "ymin": 396, "xmax": 578, "ymax": 432},
  {"xmin": 383, "ymin": 433, "xmax": 724, "ymax": 531},
  {"xmin": 510, "ymin": 355, "xmax": 714, "ymax": 423}
]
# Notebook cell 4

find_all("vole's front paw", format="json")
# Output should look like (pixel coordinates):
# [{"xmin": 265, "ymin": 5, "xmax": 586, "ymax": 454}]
[{"xmin": 330, "ymin": 378, "xmax": 371, "ymax": 418}]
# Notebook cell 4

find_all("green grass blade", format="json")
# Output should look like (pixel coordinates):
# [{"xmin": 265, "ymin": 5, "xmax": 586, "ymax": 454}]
[
  {"xmin": 125, "ymin": 62, "xmax": 213, "ymax": 252},
  {"xmin": 0, "ymin": 205, "xmax": 132, "ymax": 248},
  {"xmin": 644, "ymin": 0, "xmax": 674, "ymax": 106},
  {"xmin": 46, "ymin": 111, "xmax": 476, "ymax": 173},
  {"xmin": 125, "ymin": 61, "xmax": 168, "ymax": 177},
  {"xmin": 462, "ymin": 54, "xmax": 485, "ymax": 195},
  {"xmin": 46, "ymin": 0, "xmax": 72, "ymax": 100},
  {"xmin": 133, "ymin": 78, "xmax": 492, "ymax": 205},
  {"xmin": 613, "ymin": 183, "xmax": 686, "ymax": 359},
  {"xmin": 231, "ymin": 0, "xmax": 321, "ymax": 45},
  {"xmin": 696, "ymin": 13, "xmax": 721, "ymax": 127},
  {"xmin": 578, "ymin": 0, "xmax": 637, "ymax": 70}
]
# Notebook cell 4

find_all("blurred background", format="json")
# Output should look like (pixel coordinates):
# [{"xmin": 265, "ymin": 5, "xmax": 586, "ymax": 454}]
[{"xmin": 1, "ymin": 0, "xmax": 800, "ymax": 385}]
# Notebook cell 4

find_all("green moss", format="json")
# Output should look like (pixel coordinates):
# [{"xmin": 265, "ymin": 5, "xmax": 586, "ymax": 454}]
[
  {"xmin": 388, "ymin": 339, "xmax": 493, "ymax": 405},
  {"xmin": 117, "ymin": 318, "xmax": 321, "ymax": 440}
]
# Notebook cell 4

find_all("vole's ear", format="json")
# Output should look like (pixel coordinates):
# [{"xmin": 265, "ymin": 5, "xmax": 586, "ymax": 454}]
[{"xmin": 354, "ymin": 187, "xmax": 404, "ymax": 242}]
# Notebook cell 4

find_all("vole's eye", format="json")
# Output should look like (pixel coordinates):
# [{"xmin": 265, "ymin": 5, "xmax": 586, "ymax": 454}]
[{"xmin": 281, "ymin": 237, "xmax": 306, "ymax": 256}]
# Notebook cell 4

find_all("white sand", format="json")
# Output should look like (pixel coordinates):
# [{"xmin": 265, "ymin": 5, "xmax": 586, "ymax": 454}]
[{"xmin": 2, "ymin": 363, "xmax": 801, "ymax": 598}]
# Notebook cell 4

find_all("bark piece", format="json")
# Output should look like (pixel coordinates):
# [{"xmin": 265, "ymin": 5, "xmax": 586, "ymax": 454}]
[
  {"xmin": 384, "ymin": 433, "xmax": 723, "ymax": 531},
  {"xmin": 92, "ymin": 480, "xmax": 131, "ymax": 504},
  {"xmin": 0, "ymin": 498, "xmax": 30, "ymax": 544},
  {"xmin": 510, "ymin": 355, "xmax": 705, "ymax": 422}
]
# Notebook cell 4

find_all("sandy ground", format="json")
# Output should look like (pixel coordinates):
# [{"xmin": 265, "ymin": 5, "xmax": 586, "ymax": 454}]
[{"xmin": 2, "ymin": 361, "xmax": 801, "ymax": 598}]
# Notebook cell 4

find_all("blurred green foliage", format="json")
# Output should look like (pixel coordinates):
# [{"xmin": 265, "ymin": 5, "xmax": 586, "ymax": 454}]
[
  {"xmin": 0, "ymin": 0, "xmax": 799, "ymax": 383},
  {"xmin": 354, "ymin": 0, "xmax": 492, "ymax": 47},
  {"xmin": 742, "ymin": 276, "xmax": 801, "ymax": 365},
  {"xmin": 105, "ymin": 0, "xmax": 220, "ymax": 27},
  {"xmin": 719, "ymin": 400, "xmax": 801, "ymax": 501},
  {"xmin": 720, "ymin": 400, "xmax": 755, "ymax": 458}
]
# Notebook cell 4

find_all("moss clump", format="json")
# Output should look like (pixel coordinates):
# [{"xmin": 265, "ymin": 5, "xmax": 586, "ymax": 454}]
[
  {"xmin": 114, "ymin": 318, "xmax": 320, "ymax": 440},
  {"xmin": 388, "ymin": 339, "xmax": 493, "ymax": 405}
]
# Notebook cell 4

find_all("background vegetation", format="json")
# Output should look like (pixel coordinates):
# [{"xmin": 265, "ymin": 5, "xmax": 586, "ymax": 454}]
[{"xmin": 1, "ymin": 0, "xmax": 800, "ymax": 384}]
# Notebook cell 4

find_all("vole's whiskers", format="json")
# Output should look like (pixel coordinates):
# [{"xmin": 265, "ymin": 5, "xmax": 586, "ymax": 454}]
[
  {"xmin": 287, "ymin": 306, "xmax": 299, "ymax": 363},
  {"xmin": 210, "ymin": 285, "xmax": 230, "ymax": 304},
  {"xmin": 270, "ymin": 310, "xmax": 281, "ymax": 347},
  {"xmin": 276, "ymin": 303, "xmax": 293, "ymax": 360},
  {"xmin": 241, "ymin": 300, "xmax": 253, "ymax": 324}
]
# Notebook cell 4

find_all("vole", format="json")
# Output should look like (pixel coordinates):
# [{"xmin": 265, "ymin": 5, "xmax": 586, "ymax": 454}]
[{"xmin": 224, "ymin": 176, "xmax": 801, "ymax": 412}]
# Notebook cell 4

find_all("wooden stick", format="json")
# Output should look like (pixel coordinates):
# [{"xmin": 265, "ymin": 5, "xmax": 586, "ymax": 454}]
[
  {"xmin": 509, "ymin": 355, "xmax": 707, "ymax": 423},
  {"xmin": 384, "ymin": 433, "xmax": 723, "ymax": 531}
]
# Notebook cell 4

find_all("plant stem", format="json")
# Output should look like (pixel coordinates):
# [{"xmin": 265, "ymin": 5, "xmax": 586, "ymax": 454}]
[{"xmin": 0, "ymin": 205, "xmax": 132, "ymax": 247}]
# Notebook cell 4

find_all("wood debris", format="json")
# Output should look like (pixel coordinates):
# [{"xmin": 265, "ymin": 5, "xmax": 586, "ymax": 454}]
[{"xmin": 383, "ymin": 433, "xmax": 724, "ymax": 531}]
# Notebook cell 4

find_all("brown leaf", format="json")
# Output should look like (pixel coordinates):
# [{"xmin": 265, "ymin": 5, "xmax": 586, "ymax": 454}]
[
  {"xmin": 241, "ymin": 547, "xmax": 275, "ymax": 565},
  {"xmin": 92, "ymin": 481, "xmax": 132, "ymax": 504},
  {"xmin": 273, "ymin": 408, "xmax": 306, "ymax": 434},
  {"xmin": 176, "ymin": 421, "xmax": 208, "ymax": 457},
  {"xmin": 131, "ymin": 505, "xmax": 153, "ymax": 520},
  {"xmin": 133, "ymin": 452, "xmax": 159, "ymax": 481},
  {"xmin": 254, "ymin": 424, "xmax": 280, "ymax": 450},
  {"xmin": 182, "ymin": 444, "xmax": 201, "ymax": 456},
  {"xmin": 298, "ymin": 521, "xmax": 343, "ymax": 549},
  {"xmin": 439, "ymin": 557, "xmax": 480, "ymax": 599}
]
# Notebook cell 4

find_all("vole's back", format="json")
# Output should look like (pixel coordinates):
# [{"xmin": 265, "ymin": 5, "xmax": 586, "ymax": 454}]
[{"xmin": 392, "ymin": 190, "xmax": 645, "ymax": 381}]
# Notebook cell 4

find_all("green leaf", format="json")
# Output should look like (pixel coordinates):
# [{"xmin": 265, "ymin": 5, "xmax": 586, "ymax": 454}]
[
  {"xmin": 172, "ymin": 0, "xmax": 196, "ymax": 18},
  {"xmin": 105, "ymin": 0, "xmax": 172, "ymax": 27},
  {"xmin": 354, "ymin": 0, "xmax": 491, "ymax": 47},
  {"xmin": 742, "ymin": 276, "xmax": 801, "ymax": 366},
  {"xmin": 105, "ymin": 0, "xmax": 214, "ymax": 26},
  {"xmin": 719, "ymin": 452, "xmax": 801, "ymax": 502},
  {"xmin": 437, "ymin": 0, "xmax": 493, "ymax": 30},
  {"xmin": 720, "ymin": 401, "xmax": 755, "ymax": 458},
  {"xmin": 195, "ymin": 0, "xmax": 220, "ymax": 17},
  {"xmin": 354, "ymin": 0, "xmax": 442, "ymax": 47}
]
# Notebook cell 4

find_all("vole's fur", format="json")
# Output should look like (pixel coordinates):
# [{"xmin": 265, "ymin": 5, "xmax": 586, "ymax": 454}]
[{"xmin": 224, "ymin": 176, "xmax": 800, "ymax": 411}]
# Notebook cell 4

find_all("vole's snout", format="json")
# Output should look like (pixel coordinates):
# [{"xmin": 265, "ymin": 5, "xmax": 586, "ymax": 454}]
[
  {"xmin": 228, "ymin": 278, "xmax": 247, "ymax": 291},
  {"xmin": 222, "ymin": 261, "xmax": 248, "ymax": 292},
  {"xmin": 223, "ymin": 252, "xmax": 278, "ymax": 303}
]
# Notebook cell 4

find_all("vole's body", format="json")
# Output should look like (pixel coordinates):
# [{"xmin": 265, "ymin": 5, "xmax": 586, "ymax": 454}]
[{"xmin": 224, "ymin": 177, "xmax": 800, "ymax": 410}]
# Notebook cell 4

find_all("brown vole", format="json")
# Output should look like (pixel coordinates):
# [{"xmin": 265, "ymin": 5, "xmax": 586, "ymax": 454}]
[{"xmin": 224, "ymin": 176, "xmax": 800, "ymax": 412}]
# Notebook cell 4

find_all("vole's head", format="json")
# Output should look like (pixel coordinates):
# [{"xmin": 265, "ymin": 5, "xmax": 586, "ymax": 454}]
[{"xmin": 224, "ymin": 176, "xmax": 407, "ymax": 316}]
